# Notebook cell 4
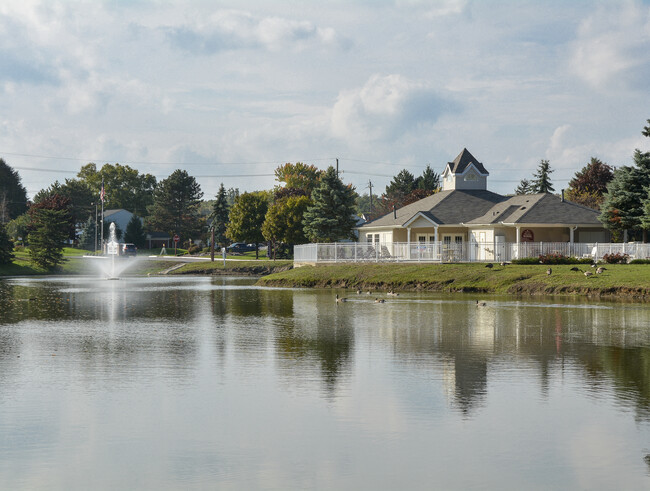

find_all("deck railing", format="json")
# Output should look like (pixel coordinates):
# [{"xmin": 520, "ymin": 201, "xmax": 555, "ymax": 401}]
[{"xmin": 293, "ymin": 242, "xmax": 650, "ymax": 264}]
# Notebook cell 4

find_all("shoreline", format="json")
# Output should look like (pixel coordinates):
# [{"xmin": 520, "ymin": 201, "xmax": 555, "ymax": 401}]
[{"xmin": 255, "ymin": 263, "xmax": 650, "ymax": 300}]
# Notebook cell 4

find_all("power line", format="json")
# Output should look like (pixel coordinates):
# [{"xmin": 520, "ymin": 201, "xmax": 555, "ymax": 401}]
[{"xmin": 1, "ymin": 150, "xmax": 335, "ymax": 166}]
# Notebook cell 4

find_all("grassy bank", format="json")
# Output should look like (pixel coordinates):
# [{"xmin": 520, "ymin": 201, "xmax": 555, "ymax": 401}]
[
  {"xmin": 164, "ymin": 260, "xmax": 293, "ymax": 276},
  {"xmin": 257, "ymin": 263, "xmax": 650, "ymax": 298}
]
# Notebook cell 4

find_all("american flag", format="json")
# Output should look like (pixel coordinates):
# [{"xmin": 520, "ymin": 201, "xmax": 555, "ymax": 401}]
[{"xmin": 100, "ymin": 179, "xmax": 105, "ymax": 202}]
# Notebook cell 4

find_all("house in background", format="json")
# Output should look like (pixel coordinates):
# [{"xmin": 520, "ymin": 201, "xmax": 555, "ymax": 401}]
[
  {"xmin": 103, "ymin": 209, "xmax": 142, "ymax": 236},
  {"xmin": 357, "ymin": 148, "xmax": 609, "ymax": 261}
]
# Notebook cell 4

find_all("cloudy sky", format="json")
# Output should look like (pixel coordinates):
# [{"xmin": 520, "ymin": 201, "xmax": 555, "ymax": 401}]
[{"xmin": 1, "ymin": 0, "xmax": 649, "ymax": 200}]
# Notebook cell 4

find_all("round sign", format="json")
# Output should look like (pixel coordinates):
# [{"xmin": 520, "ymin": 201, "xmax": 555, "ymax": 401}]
[{"xmin": 173, "ymin": 234, "xmax": 180, "ymax": 243}]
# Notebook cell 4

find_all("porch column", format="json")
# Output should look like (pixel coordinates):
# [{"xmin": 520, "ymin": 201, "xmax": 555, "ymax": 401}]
[
  {"xmin": 516, "ymin": 226, "xmax": 521, "ymax": 259},
  {"xmin": 569, "ymin": 226, "xmax": 574, "ymax": 244},
  {"xmin": 434, "ymin": 226, "xmax": 439, "ymax": 261},
  {"xmin": 407, "ymin": 226, "xmax": 411, "ymax": 260}
]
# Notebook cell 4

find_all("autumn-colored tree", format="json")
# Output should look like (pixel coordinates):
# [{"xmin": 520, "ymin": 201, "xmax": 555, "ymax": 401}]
[{"xmin": 274, "ymin": 162, "xmax": 323, "ymax": 195}]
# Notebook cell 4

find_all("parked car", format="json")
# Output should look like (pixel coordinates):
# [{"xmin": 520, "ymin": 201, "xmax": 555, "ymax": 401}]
[
  {"xmin": 122, "ymin": 243, "xmax": 137, "ymax": 257},
  {"xmin": 227, "ymin": 242, "xmax": 256, "ymax": 253}
]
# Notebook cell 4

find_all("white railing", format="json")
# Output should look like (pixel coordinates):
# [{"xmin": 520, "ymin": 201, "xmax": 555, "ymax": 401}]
[{"xmin": 293, "ymin": 242, "xmax": 650, "ymax": 264}]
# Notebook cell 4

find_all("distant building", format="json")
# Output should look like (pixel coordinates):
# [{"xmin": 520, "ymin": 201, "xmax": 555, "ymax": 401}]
[{"xmin": 358, "ymin": 148, "xmax": 609, "ymax": 261}]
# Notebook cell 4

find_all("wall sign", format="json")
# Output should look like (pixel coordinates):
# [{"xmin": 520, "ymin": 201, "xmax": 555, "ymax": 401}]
[{"xmin": 521, "ymin": 229, "xmax": 534, "ymax": 242}]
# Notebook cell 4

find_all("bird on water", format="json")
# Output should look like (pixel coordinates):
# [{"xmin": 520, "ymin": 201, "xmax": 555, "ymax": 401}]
[
  {"xmin": 336, "ymin": 294, "xmax": 347, "ymax": 303},
  {"xmin": 476, "ymin": 300, "xmax": 487, "ymax": 307}
]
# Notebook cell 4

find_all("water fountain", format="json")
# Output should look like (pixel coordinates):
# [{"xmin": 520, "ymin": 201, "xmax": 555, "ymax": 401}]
[{"xmin": 83, "ymin": 222, "xmax": 140, "ymax": 279}]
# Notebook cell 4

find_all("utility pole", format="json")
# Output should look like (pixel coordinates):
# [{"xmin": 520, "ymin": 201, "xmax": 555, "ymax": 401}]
[
  {"xmin": 368, "ymin": 180, "xmax": 373, "ymax": 214},
  {"xmin": 336, "ymin": 158, "xmax": 339, "ymax": 177}
]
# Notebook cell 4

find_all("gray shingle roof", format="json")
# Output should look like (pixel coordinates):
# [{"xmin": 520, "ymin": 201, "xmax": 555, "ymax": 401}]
[
  {"xmin": 360, "ymin": 191, "xmax": 602, "ymax": 229},
  {"xmin": 360, "ymin": 189, "xmax": 505, "ymax": 228},
  {"xmin": 447, "ymin": 148, "xmax": 489, "ymax": 175},
  {"xmin": 467, "ymin": 193, "xmax": 602, "ymax": 225}
]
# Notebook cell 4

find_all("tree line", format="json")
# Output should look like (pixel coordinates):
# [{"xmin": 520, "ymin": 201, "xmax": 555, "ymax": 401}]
[{"xmin": 1, "ymin": 118, "xmax": 649, "ymax": 268}]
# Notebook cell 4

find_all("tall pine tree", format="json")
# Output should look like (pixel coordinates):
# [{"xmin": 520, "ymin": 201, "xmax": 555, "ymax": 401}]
[
  {"xmin": 531, "ymin": 160, "xmax": 554, "ymax": 193},
  {"xmin": 209, "ymin": 183, "xmax": 230, "ymax": 248},
  {"xmin": 600, "ymin": 150, "xmax": 650, "ymax": 241},
  {"xmin": 303, "ymin": 166, "xmax": 357, "ymax": 243}
]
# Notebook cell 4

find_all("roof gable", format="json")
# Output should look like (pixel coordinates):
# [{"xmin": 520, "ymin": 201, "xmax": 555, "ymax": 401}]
[{"xmin": 444, "ymin": 148, "xmax": 489, "ymax": 176}]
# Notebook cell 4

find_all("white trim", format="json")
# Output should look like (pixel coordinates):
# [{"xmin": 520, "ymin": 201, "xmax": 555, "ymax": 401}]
[{"xmin": 403, "ymin": 211, "xmax": 439, "ymax": 228}]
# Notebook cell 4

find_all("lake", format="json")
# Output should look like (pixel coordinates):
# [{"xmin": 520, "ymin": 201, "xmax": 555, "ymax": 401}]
[{"xmin": 0, "ymin": 275, "xmax": 649, "ymax": 490}]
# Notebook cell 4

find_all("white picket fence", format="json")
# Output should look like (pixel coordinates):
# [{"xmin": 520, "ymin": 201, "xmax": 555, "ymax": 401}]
[{"xmin": 294, "ymin": 242, "xmax": 650, "ymax": 264}]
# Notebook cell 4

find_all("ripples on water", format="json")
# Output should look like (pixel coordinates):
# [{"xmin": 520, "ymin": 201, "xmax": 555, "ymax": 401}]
[{"xmin": 0, "ymin": 276, "xmax": 649, "ymax": 490}]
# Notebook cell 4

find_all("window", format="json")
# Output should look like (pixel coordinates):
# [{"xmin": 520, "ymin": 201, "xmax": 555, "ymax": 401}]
[{"xmin": 464, "ymin": 172, "xmax": 478, "ymax": 181}]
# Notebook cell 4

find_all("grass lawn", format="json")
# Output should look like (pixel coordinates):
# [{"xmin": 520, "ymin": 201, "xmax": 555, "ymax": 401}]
[{"xmin": 257, "ymin": 262, "xmax": 650, "ymax": 297}]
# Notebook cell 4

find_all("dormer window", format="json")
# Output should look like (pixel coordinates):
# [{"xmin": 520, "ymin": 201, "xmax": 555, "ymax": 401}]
[{"xmin": 464, "ymin": 172, "xmax": 478, "ymax": 182}]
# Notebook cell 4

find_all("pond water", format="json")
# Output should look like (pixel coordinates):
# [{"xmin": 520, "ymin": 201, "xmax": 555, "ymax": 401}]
[{"xmin": 0, "ymin": 276, "xmax": 649, "ymax": 490}]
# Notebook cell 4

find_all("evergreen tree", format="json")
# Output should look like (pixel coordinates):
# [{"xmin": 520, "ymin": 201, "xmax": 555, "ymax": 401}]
[
  {"xmin": 28, "ymin": 195, "xmax": 72, "ymax": 270},
  {"xmin": 147, "ymin": 170, "xmax": 204, "ymax": 240},
  {"xmin": 0, "ymin": 221, "xmax": 14, "ymax": 265},
  {"xmin": 600, "ymin": 151, "xmax": 650, "ymax": 240},
  {"xmin": 415, "ymin": 165, "xmax": 440, "ymax": 191},
  {"xmin": 226, "ymin": 191, "xmax": 269, "ymax": 259},
  {"xmin": 0, "ymin": 158, "xmax": 28, "ymax": 223},
  {"xmin": 515, "ymin": 178, "xmax": 533, "ymax": 195},
  {"xmin": 385, "ymin": 169, "xmax": 416, "ymax": 200},
  {"xmin": 124, "ymin": 215, "xmax": 146, "ymax": 248},
  {"xmin": 531, "ymin": 160, "xmax": 554, "ymax": 193},
  {"xmin": 78, "ymin": 216, "xmax": 97, "ymax": 251},
  {"xmin": 643, "ymin": 119, "xmax": 650, "ymax": 138},
  {"xmin": 303, "ymin": 166, "xmax": 357, "ymax": 243},
  {"xmin": 209, "ymin": 183, "xmax": 230, "ymax": 248}
]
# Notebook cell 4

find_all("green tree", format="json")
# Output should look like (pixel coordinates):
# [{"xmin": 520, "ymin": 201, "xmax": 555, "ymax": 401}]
[
  {"xmin": 531, "ymin": 160, "xmax": 555, "ymax": 193},
  {"xmin": 6, "ymin": 213, "xmax": 30, "ymax": 245},
  {"xmin": 77, "ymin": 163, "xmax": 156, "ymax": 216},
  {"xmin": 385, "ymin": 169, "xmax": 416, "ymax": 201},
  {"xmin": 303, "ymin": 166, "xmax": 357, "ymax": 242},
  {"xmin": 415, "ymin": 165, "xmax": 440, "ymax": 191},
  {"xmin": 263, "ymin": 195, "xmax": 310, "ymax": 258},
  {"xmin": 34, "ymin": 178, "xmax": 95, "ymax": 239},
  {"xmin": 642, "ymin": 119, "xmax": 650, "ymax": 138},
  {"xmin": 0, "ymin": 221, "xmax": 14, "ymax": 265},
  {"xmin": 124, "ymin": 215, "xmax": 146, "ymax": 248},
  {"xmin": 226, "ymin": 187, "xmax": 240, "ymax": 206},
  {"xmin": 78, "ymin": 216, "xmax": 97, "ymax": 251},
  {"xmin": 209, "ymin": 183, "xmax": 230, "ymax": 248},
  {"xmin": 515, "ymin": 178, "xmax": 533, "ymax": 195},
  {"xmin": 226, "ymin": 191, "xmax": 269, "ymax": 259},
  {"xmin": 0, "ymin": 158, "xmax": 28, "ymax": 223},
  {"xmin": 147, "ymin": 170, "xmax": 204, "ymax": 241},
  {"xmin": 274, "ymin": 162, "xmax": 323, "ymax": 195},
  {"xmin": 28, "ymin": 195, "xmax": 72, "ymax": 270},
  {"xmin": 600, "ymin": 151, "xmax": 650, "ymax": 240}
]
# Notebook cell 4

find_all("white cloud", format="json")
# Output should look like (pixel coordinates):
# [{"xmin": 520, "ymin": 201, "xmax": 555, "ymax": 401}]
[
  {"xmin": 570, "ymin": 3, "xmax": 650, "ymax": 91},
  {"xmin": 396, "ymin": 0, "xmax": 467, "ymax": 17},
  {"xmin": 331, "ymin": 74, "xmax": 456, "ymax": 143},
  {"xmin": 166, "ymin": 9, "xmax": 344, "ymax": 54}
]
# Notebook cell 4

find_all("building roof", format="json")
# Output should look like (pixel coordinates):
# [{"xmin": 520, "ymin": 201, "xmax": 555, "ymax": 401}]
[
  {"xmin": 446, "ymin": 148, "xmax": 489, "ymax": 176},
  {"xmin": 361, "ymin": 189, "xmax": 505, "ymax": 228}
]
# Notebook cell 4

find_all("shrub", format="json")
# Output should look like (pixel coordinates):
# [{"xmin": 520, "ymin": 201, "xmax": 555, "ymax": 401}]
[
  {"xmin": 629, "ymin": 259, "xmax": 650, "ymax": 264},
  {"xmin": 511, "ymin": 257, "xmax": 541, "ymax": 265},
  {"xmin": 602, "ymin": 252, "xmax": 629, "ymax": 264},
  {"xmin": 538, "ymin": 252, "xmax": 571, "ymax": 264},
  {"xmin": 188, "ymin": 244, "xmax": 201, "ymax": 254}
]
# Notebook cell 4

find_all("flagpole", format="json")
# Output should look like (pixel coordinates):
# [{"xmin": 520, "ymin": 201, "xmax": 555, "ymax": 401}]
[{"xmin": 100, "ymin": 178, "xmax": 104, "ymax": 254}]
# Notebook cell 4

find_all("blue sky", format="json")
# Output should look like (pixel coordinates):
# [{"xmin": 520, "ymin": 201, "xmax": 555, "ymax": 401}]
[{"xmin": 1, "ymin": 0, "xmax": 649, "ymax": 200}]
